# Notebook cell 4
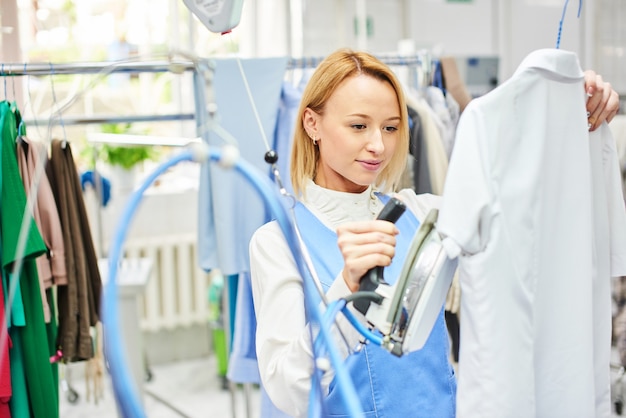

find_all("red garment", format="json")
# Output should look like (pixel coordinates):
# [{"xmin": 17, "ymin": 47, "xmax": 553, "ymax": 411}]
[{"xmin": 0, "ymin": 273, "xmax": 12, "ymax": 418}]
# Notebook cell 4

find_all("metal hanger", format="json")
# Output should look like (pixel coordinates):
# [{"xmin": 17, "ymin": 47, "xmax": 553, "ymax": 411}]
[{"xmin": 48, "ymin": 63, "xmax": 68, "ymax": 149}]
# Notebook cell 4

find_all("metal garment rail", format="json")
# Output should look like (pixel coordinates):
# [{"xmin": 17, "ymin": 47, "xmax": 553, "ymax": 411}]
[
  {"xmin": 0, "ymin": 60, "xmax": 196, "ymax": 75},
  {"xmin": 0, "ymin": 59, "xmax": 200, "ymax": 126},
  {"xmin": 1, "ymin": 53, "xmax": 431, "ymax": 126},
  {"xmin": 1, "ymin": 54, "xmax": 427, "ymax": 75}
]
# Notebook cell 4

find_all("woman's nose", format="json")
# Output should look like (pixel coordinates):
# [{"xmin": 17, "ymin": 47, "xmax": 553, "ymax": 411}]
[{"xmin": 366, "ymin": 130, "xmax": 385, "ymax": 154}]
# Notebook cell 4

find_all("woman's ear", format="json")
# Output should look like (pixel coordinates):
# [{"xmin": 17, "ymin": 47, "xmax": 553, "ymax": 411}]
[{"xmin": 302, "ymin": 108, "xmax": 318, "ymax": 137}]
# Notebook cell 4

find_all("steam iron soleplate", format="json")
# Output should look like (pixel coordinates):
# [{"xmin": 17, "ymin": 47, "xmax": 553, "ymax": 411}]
[
  {"xmin": 364, "ymin": 209, "xmax": 457, "ymax": 355},
  {"xmin": 391, "ymin": 209, "xmax": 457, "ymax": 353}
]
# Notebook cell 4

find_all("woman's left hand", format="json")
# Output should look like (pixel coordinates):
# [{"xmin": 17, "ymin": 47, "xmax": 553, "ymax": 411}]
[{"xmin": 584, "ymin": 70, "xmax": 620, "ymax": 131}]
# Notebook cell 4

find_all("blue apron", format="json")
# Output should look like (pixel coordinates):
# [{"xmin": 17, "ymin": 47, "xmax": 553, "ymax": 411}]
[{"xmin": 294, "ymin": 195, "xmax": 456, "ymax": 417}]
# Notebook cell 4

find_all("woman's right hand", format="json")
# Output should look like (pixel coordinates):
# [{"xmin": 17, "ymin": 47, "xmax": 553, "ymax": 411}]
[{"xmin": 336, "ymin": 220, "xmax": 399, "ymax": 293}]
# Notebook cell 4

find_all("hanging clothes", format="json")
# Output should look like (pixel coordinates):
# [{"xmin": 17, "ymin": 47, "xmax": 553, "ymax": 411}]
[
  {"xmin": 438, "ymin": 48, "xmax": 626, "ymax": 418},
  {"xmin": 16, "ymin": 135, "xmax": 67, "ymax": 324},
  {"xmin": 224, "ymin": 71, "xmax": 305, "ymax": 418},
  {"xmin": 0, "ymin": 101, "xmax": 59, "ymax": 418},
  {"xmin": 194, "ymin": 60, "xmax": 289, "ymax": 417},
  {"xmin": 423, "ymin": 85, "xmax": 460, "ymax": 160},
  {"xmin": 439, "ymin": 56, "xmax": 472, "ymax": 113},
  {"xmin": 0, "ymin": 290, "xmax": 9, "ymax": 418},
  {"xmin": 404, "ymin": 92, "xmax": 449, "ymax": 195},
  {"xmin": 272, "ymin": 78, "xmax": 309, "ymax": 196},
  {"xmin": 407, "ymin": 105, "xmax": 432, "ymax": 194},
  {"xmin": 225, "ymin": 272, "xmax": 259, "ymax": 384},
  {"xmin": 0, "ymin": 119, "xmax": 10, "ymax": 418},
  {"xmin": 46, "ymin": 138, "xmax": 102, "ymax": 362},
  {"xmin": 197, "ymin": 57, "xmax": 289, "ymax": 275}
]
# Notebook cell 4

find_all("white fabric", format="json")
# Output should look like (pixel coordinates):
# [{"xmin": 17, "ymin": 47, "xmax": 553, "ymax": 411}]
[
  {"xmin": 404, "ymin": 90, "xmax": 449, "ymax": 195},
  {"xmin": 424, "ymin": 85, "xmax": 460, "ymax": 159},
  {"xmin": 438, "ymin": 48, "xmax": 626, "ymax": 418},
  {"xmin": 249, "ymin": 179, "xmax": 438, "ymax": 416}
]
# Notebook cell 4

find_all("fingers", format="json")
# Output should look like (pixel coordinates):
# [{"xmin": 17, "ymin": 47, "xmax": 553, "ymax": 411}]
[
  {"xmin": 584, "ymin": 72, "xmax": 602, "ymax": 122},
  {"xmin": 337, "ymin": 220, "xmax": 399, "ymax": 291},
  {"xmin": 590, "ymin": 85, "xmax": 619, "ymax": 131},
  {"xmin": 337, "ymin": 221, "xmax": 398, "ymax": 265},
  {"xmin": 603, "ymin": 86, "xmax": 620, "ymax": 124},
  {"xmin": 584, "ymin": 71, "xmax": 621, "ymax": 131},
  {"xmin": 337, "ymin": 219, "xmax": 399, "ymax": 235},
  {"xmin": 583, "ymin": 70, "xmax": 598, "ymax": 97}
]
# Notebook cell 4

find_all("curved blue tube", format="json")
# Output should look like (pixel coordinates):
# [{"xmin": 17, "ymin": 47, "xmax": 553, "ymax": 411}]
[
  {"xmin": 230, "ymin": 154, "xmax": 365, "ymax": 417},
  {"xmin": 103, "ymin": 150, "xmax": 195, "ymax": 418},
  {"xmin": 341, "ymin": 306, "xmax": 383, "ymax": 346},
  {"xmin": 103, "ymin": 146, "xmax": 366, "ymax": 417}
]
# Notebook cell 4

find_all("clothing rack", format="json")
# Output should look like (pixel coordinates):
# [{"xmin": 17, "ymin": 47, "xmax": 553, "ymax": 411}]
[
  {"xmin": 286, "ymin": 53, "xmax": 429, "ymax": 69},
  {"xmin": 1, "ymin": 53, "xmax": 434, "ymax": 127},
  {"xmin": 0, "ymin": 59, "xmax": 200, "ymax": 126},
  {"xmin": 1, "ymin": 54, "xmax": 429, "ymax": 75},
  {"xmin": 0, "ymin": 60, "xmax": 196, "ymax": 76}
]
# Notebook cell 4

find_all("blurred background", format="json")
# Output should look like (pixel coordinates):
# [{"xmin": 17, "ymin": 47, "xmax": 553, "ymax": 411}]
[{"xmin": 1, "ymin": 1, "xmax": 626, "ymax": 417}]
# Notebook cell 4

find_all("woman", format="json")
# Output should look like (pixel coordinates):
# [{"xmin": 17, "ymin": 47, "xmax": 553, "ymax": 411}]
[{"xmin": 249, "ymin": 49, "xmax": 620, "ymax": 417}]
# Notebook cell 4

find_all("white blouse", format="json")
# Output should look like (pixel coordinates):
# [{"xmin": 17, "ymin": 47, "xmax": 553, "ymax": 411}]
[{"xmin": 249, "ymin": 179, "xmax": 439, "ymax": 416}]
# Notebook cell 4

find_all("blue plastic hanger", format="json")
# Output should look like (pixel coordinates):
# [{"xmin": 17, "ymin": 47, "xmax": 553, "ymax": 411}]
[{"xmin": 556, "ymin": 0, "xmax": 583, "ymax": 49}]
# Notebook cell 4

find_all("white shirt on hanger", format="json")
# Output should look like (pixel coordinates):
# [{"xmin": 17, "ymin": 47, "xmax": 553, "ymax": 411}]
[{"xmin": 438, "ymin": 48, "xmax": 626, "ymax": 418}]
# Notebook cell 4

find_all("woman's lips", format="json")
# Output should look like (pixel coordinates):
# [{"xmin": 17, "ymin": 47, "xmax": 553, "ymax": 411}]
[{"xmin": 358, "ymin": 160, "xmax": 382, "ymax": 171}]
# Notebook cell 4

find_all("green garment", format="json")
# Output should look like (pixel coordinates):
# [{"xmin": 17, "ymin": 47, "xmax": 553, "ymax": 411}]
[
  {"xmin": 0, "ymin": 101, "xmax": 45, "ymax": 270},
  {"xmin": 9, "ymin": 328, "xmax": 31, "ymax": 417},
  {"xmin": 45, "ymin": 288, "xmax": 59, "ymax": 403},
  {"xmin": 17, "ymin": 262, "xmax": 59, "ymax": 418},
  {"xmin": 0, "ymin": 102, "xmax": 59, "ymax": 418}
]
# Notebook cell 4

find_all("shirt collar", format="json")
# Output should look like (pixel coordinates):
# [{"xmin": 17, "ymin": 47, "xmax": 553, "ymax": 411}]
[{"xmin": 514, "ymin": 48, "xmax": 584, "ymax": 81}]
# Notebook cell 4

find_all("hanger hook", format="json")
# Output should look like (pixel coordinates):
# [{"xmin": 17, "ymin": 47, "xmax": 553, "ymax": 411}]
[
  {"xmin": 48, "ymin": 62, "xmax": 68, "ymax": 148},
  {"xmin": 2, "ymin": 64, "xmax": 7, "ymax": 100},
  {"xmin": 11, "ymin": 67, "xmax": 16, "ymax": 102},
  {"xmin": 556, "ymin": 0, "xmax": 583, "ymax": 49}
]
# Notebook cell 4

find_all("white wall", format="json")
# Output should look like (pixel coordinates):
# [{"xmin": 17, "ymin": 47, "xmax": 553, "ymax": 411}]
[
  {"xmin": 503, "ymin": 0, "xmax": 587, "ymax": 79},
  {"xmin": 299, "ymin": 0, "xmax": 406, "ymax": 56},
  {"xmin": 405, "ymin": 0, "xmax": 590, "ymax": 83},
  {"xmin": 405, "ymin": 0, "xmax": 495, "ymax": 56},
  {"xmin": 276, "ymin": 0, "xmax": 605, "ymax": 86}
]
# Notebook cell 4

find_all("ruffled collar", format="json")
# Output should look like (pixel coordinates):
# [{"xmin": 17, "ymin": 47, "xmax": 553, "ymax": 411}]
[{"xmin": 300, "ymin": 179, "xmax": 385, "ymax": 229}]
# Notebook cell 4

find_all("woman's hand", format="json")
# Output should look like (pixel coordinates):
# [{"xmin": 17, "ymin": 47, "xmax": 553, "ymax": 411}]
[
  {"xmin": 584, "ymin": 70, "xmax": 620, "ymax": 131},
  {"xmin": 336, "ymin": 220, "xmax": 399, "ymax": 293}
]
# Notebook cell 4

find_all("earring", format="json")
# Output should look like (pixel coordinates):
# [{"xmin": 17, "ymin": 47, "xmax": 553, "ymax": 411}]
[{"xmin": 312, "ymin": 135, "xmax": 318, "ymax": 146}]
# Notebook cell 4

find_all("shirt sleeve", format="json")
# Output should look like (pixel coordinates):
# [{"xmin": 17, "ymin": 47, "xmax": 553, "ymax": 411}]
[
  {"xmin": 437, "ymin": 104, "xmax": 494, "ymax": 258},
  {"xmin": 249, "ymin": 221, "xmax": 361, "ymax": 416},
  {"xmin": 599, "ymin": 124, "xmax": 626, "ymax": 275}
]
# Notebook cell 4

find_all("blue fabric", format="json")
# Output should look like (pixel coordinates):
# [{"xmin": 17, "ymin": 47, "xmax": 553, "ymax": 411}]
[
  {"xmin": 226, "ymin": 272, "xmax": 260, "ymax": 383},
  {"xmin": 294, "ymin": 197, "xmax": 457, "ymax": 417},
  {"xmin": 272, "ymin": 79, "xmax": 308, "ymax": 195},
  {"xmin": 8, "ymin": 328, "xmax": 30, "ymax": 418},
  {"xmin": 195, "ymin": 58, "xmax": 289, "ymax": 418},
  {"xmin": 194, "ymin": 70, "xmax": 218, "ymax": 270},
  {"xmin": 197, "ymin": 57, "xmax": 289, "ymax": 275},
  {"xmin": 432, "ymin": 60, "xmax": 446, "ymax": 93},
  {"xmin": 80, "ymin": 170, "xmax": 111, "ymax": 207}
]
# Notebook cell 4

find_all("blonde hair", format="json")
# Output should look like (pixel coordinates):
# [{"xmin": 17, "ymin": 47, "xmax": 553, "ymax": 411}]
[{"xmin": 290, "ymin": 49, "xmax": 410, "ymax": 197}]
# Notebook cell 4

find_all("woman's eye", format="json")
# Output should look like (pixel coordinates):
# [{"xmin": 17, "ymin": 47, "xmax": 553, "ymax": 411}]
[
  {"xmin": 384, "ymin": 126, "xmax": 399, "ymax": 133},
  {"xmin": 352, "ymin": 124, "xmax": 366, "ymax": 130}
]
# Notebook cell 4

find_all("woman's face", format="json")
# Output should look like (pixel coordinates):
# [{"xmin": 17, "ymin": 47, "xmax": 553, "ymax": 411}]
[{"xmin": 304, "ymin": 74, "xmax": 401, "ymax": 193}]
